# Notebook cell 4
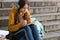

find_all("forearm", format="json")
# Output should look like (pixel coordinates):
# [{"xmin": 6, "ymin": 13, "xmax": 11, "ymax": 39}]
[{"xmin": 8, "ymin": 23, "xmax": 22, "ymax": 32}]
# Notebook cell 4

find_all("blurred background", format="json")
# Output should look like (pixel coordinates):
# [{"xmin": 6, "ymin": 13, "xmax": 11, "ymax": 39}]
[{"xmin": 0, "ymin": 0, "xmax": 60, "ymax": 40}]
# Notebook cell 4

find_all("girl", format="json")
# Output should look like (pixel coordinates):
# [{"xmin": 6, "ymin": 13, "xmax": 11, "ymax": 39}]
[{"xmin": 8, "ymin": 0, "xmax": 40, "ymax": 40}]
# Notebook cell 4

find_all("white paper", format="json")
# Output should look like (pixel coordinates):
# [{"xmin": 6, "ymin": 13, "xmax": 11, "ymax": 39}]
[{"xmin": 0, "ymin": 30, "xmax": 9, "ymax": 38}]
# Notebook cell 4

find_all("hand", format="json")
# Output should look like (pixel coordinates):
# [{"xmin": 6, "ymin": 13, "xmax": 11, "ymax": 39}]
[
  {"xmin": 19, "ymin": 12, "xmax": 27, "ymax": 26},
  {"xmin": 21, "ymin": 20, "xmax": 27, "ymax": 26},
  {"xmin": 24, "ymin": 20, "xmax": 27, "ymax": 26}
]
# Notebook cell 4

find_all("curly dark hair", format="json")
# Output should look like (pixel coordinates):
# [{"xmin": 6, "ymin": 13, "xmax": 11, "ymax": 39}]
[{"xmin": 14, "ymin": 0, "xmax": 29, "ymax": 24}]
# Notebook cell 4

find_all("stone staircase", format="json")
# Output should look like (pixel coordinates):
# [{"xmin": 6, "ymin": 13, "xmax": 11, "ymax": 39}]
[{"xmin": 0, "ymin": 0, "xmax": 60, "ymax": 40}]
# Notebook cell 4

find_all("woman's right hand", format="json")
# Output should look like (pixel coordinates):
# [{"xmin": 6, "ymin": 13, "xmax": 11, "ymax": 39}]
[
  {"xmin": 20, "ymin": 20, "xmax": 27, "ymax": 26},
  {"xmin": 19, "ymin": 11, "xmax": 27, "ymax": 26}
]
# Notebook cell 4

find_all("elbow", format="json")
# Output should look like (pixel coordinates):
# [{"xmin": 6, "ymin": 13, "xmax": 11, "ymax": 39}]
[{"xmin": 8, "ymin": 25, "xmax": 15, "ymax": 32}]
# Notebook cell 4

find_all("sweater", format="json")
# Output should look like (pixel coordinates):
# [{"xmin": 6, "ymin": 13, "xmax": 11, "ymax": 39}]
[{"xmin": 8, "ymin": 6, "xmax": 32, "ymax": 32}]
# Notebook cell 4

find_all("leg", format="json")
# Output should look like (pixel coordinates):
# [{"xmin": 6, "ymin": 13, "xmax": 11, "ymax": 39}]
[
  {"xmin": 13, "ymin": 26, "xmax": 34, "ymax": 40},
  {"xmin": 29, "ymin": 24, "xmax": 40, "ymax": 40},
  {"xmin": 13, "ymin": 30, "xmax": 26, "ymax": 40}
]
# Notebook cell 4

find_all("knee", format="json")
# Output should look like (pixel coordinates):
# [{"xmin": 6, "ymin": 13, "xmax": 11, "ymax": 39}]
[{"xmin": 23, "ymin": 26, "xmax": 31, "ymax": 30}]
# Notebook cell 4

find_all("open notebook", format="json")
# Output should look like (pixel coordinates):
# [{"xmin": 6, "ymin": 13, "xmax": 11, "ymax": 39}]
[{"xmin": 0, "ymin": 30, "xmax": 9, "ymax": 38}]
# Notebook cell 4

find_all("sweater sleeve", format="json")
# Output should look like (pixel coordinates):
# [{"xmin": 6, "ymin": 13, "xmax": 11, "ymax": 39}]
[
  {"xmin": 8, "ymin": 6, "xmax": 22, "ymax": 32},
  {"xmin": 26, "ymin": 10, "xmax": 32, "ymax": 24}
]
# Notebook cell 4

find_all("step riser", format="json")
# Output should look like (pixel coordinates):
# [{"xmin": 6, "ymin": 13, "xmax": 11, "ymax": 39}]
[
  {"xmin": 44, "ymin": 25, "xmax": 60, "ymax": 32},
  {"xmin": 0, "ymin": 1, "xmax": 60, "ymax": 32},
  {"xmin": 0, "ymin": 19, "xmax": 60, "ymax": 32},
  {"xmin": 29, "ymin": 2, "xmax": 57, "ymax": 7},
  {"xmin": 2, "ymin": 2, "xmax": 17, "ymax": 8},
  {"xmin": 29, "ymin": 7, "xmax": 58, "ymax": 14},
  {"xmin": 42, "ymin": 37, "xmax": 60, "ymax": 40},
  {"xmin": 0, "ymin": 2, "xmax": 58, "ymax": 7},
  {"xmin": 0, "ymin": 10, "xmax": 10, "ymax": 16},
  {"xmin": 32, "ymin": 15, "xmax": 60, "ymax": 21},
  {"xmin": 0, "ymin": 15, "xmax": 60, "ymax": 22},
  {"xmin": 0, "ymin": 10, "xmax": 60, "ymax": 21},
  {"xmin": 0, "ymin": 20, "xmax": 8, "ymax": 26},
  {"xmin": 0, "ymin": 2, "xmax": 60, "ymax": 13},
  {"xmin": 0, "ymin": 9, "xmax": 59, "ymax": 17}
]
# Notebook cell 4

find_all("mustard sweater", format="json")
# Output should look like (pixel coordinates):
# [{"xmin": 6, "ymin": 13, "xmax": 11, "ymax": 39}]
[{"xmin": 8, "ymin": 6, "xmax": 32, "ymax": 32}]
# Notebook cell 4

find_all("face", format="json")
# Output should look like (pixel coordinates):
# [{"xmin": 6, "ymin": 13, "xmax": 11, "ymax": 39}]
[{"xmin": 20, "ymin": 4, "xmax": 28, "ymax": 13}]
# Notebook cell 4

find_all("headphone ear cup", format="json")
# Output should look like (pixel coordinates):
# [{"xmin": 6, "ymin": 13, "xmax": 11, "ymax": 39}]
[{"xmin": 15, "ymin": 4, "xmax": 20, "ymax": 9}]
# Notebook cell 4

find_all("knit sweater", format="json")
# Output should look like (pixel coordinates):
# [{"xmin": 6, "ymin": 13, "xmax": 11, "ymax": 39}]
[{"xmin": 8, "ymin": 6, "xmax": 32, "ymax": 32}]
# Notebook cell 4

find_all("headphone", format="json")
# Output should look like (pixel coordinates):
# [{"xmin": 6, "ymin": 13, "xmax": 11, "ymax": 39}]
[{"xmin": 15, "ymin": 4, "xmax": 20, "ymax": 9}]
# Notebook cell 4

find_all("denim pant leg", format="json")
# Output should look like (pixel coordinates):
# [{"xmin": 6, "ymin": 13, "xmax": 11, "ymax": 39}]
[
  {"xmin": 29, "ymin": 24, "xmax": 40, "ymax": 40},
  {"xmin": 13, "ymin": 26, "xmax": 34, "ymax": 40},
  {"xmin": 22, "ymin": 26, "xmax": 34, "ymax": 40}
]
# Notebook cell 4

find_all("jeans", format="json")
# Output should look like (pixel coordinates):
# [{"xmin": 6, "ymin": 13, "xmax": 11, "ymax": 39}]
[{"xmin": 13, "ymin": 24, "xmax": 40, "ymax": 40}]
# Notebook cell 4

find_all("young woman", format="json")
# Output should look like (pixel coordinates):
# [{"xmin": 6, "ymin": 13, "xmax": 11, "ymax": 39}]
[{"xmin": 8, "ymin": 0, "xmax": 40, "ymax": 40}]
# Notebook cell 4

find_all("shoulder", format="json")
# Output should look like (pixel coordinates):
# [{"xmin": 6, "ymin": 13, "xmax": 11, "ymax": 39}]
[{"xmin": 10, "ymin": 6, "xmax": 17, "ymax": 15}]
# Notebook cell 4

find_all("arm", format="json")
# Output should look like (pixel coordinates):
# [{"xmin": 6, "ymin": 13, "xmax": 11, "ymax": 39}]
[
  {"xmin": 26, "ymin": 10, "xmax": 32, "ymax": 24},
  {"xmin": 19, "ymin": 12, "xmax": 27, "ymax": 26},
  {"xmin": 8, "ymin": 6, "xmax": 23, "ymax": 32}
]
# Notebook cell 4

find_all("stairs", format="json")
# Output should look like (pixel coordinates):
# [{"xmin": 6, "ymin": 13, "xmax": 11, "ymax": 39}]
[{"xmin": 0, "ymin": 0, "xmax": 60, "ymax": 40}]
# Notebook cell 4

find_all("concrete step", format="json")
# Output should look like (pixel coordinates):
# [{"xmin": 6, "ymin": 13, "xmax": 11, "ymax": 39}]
[
  {"xmin": 0, "ymin": 26, "xmax": 60, "ymax": 40},
  {"xmin": 29, "ymin": 0, "xmax": 60, "ymax": 2},
  {"xmin": 0, "ymin": 2, "xmax": 59, "ymax": 14},
  {"xmin": 32, "ymin": 13, "xmax": 60, "ymax": 21},
  {"xmin": 0, "ymin": 8, "xmax": 11, "ymax": 10},
  {"xmin": 42, "ymin": 20, "xmax": 60, "ymax": 26},
  {"xmin": 0, "ymin": 12, "xmax": 60, "ymax": 21},
  {"xmin": 1, "ymin": 0, "xmax": 18, "ymax": 2},
  {"xmin": 0, "ymin": 16, "xmax": 8, "ymax": 20},
  {"xmin": 0, "ymin": 26, "xmax": 8, "ymax": 31},
  {"xmin": 0, "ymin": 16, "xmax": 8, "ymax": 26},
  {"xmin": 2, "ymin": 2, "xmax": 17, "ymax": 8},
  {"xmin": 0, "ymin": 8, "xmax": 10, "ymax": 17},
  {"xmin": 29, "ymin": 6, "xmax": 58, "ymax": 14},
  {"xmin": 0, "ymin": 16, "xmax": 8, "ymax": 27},
  {"xmin": 29, "ymin": 2, "xmax": 57, "ymax": 7},
  {"xmin": 0, "ymin": 16, "xmax": 60, "ymax": 32},
  {"xmin": 0, "ymin": 1, "xmax": 58, "ymax": 8},
  {"xmin": 42, "ymin": 31, "xmax": 60, "ymax": 40},
  {"xmin": 0, "ymin": 10, "xmax": 10, "ymax": 17},
  {"xmin": 1, "ymin": 0, "xmax": 60, "ymax": 2},
  {"xmin": 0, "ymin": 6, "xmax": 59, "ymax": 17},
  {"xmin": 42, "ymin": 20, "xmax": 60, "ymax": 32},
  {"xmin": 0, "ymin": 19, "xmax": 8, "ymax": 27}
]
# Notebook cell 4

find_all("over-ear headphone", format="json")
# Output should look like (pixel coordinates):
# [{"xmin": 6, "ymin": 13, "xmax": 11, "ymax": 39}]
[
  {"xmin": 15, "ymin": 0, "xmax": 21, "ymax": 9},
  {"xmin": 15, "ymin": 4, "xmax": 20, "ymax": 9}
]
